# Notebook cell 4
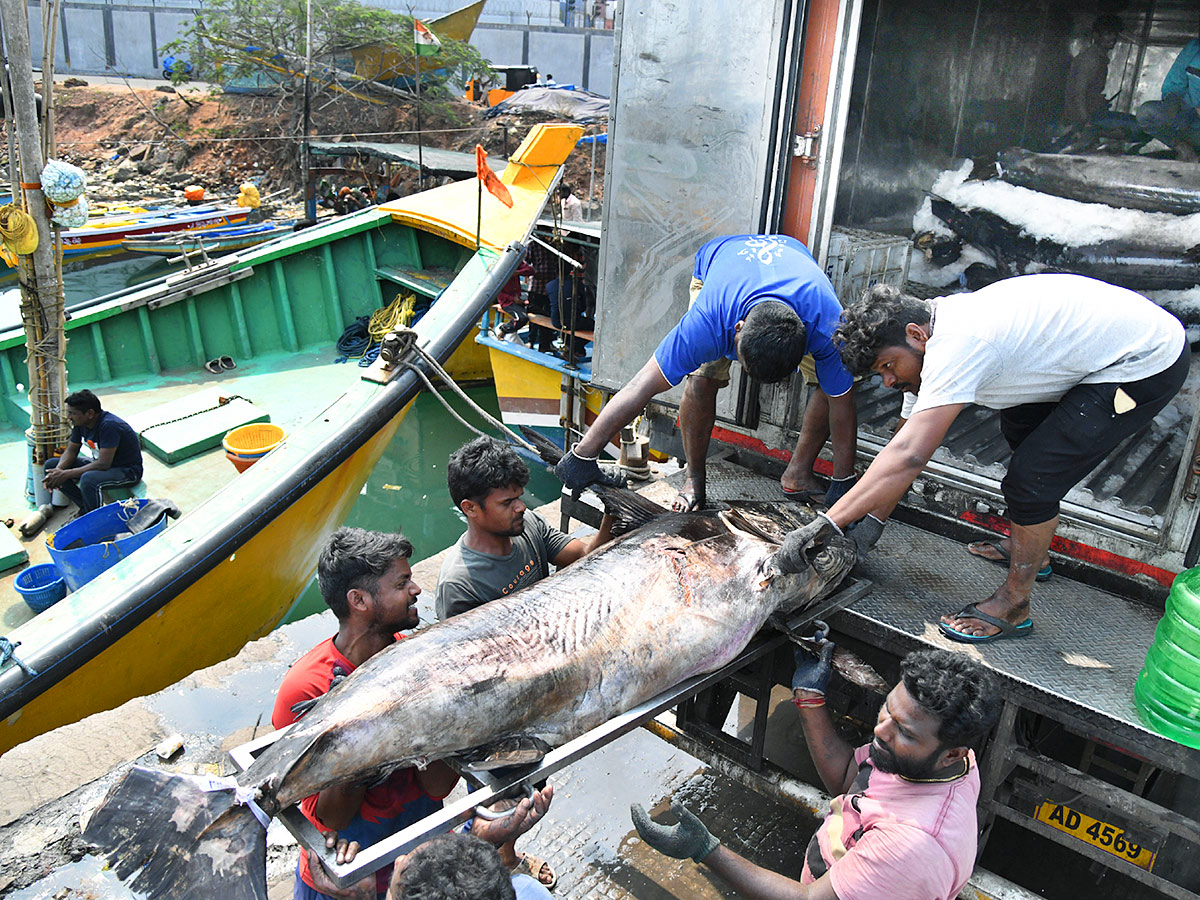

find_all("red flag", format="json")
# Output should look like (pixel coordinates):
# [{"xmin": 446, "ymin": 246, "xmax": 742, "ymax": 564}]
[{"xmin": 475, "ymin": 145, "xmax": 513, "ymax": 208}]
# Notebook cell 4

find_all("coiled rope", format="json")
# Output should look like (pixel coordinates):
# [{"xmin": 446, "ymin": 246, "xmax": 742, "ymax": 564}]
[
  {"xmin": 335, "ymin": 293, "xmax": 418, "ymax": 367},
  {"xmin": 0, "ymin": 205, "xmax": 38, "ymax": 257}
]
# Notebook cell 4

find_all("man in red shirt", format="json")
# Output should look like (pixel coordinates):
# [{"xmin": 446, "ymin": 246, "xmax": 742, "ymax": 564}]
[{"xmin": 273, "ymin": 527, "xmax": 460, "ymax": 899}]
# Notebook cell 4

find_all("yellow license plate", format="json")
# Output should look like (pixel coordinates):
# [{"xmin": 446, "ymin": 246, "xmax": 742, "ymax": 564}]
[{"xmin": 1034, "ymin": 801, "xmax": 1157, "ymax": 871}]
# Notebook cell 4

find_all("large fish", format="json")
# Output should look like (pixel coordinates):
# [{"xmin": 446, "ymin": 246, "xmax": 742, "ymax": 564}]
[{"xmin": 84, "ymin": 457, "xmax": 856, "ymax": 900}]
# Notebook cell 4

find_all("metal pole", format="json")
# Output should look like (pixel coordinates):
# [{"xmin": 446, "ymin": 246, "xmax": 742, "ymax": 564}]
[
  {"xmin": 415, "ymin": 47, "xmax": 424, "ymax": 189},
  {"xmin": 0, "ymin": 0, "xmax": 67, "ymax": 463},
  {"xmin": 587, "ymin": 137, "xmax": 596, "ymax": 221},
  {"xmin": 302, "ymin": 0, "xmax": 313, "ymax": 222}
]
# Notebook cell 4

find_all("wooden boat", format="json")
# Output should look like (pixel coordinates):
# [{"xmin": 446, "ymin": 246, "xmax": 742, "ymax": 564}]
[
  {"xmin": 348, "ymin": 0, "xmax": 486, "ymax": 86},
  {"xmin": 120, "ymin": 222, "xmax": 296, "ymax": 256},
  {"xmin": 0, "ymin": 123, "xmax": 581, "ymax": 754},
  {"xmin": 478, "ymin": 219, "xmax": 612, "ymax": 453},
  {"xmin": 58, "ymin": 205, "xmax": 253, "ymax": 260}
]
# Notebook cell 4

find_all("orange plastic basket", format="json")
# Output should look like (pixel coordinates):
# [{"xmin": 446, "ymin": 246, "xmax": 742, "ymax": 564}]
[{"xmin": 222, "ymin": 422, "xmax": 286, "ymax": 457}]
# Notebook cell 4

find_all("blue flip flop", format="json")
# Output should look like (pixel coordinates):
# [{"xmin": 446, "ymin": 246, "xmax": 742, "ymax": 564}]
[
  {"xmin": 939, "ymin": 602, "xmax": 1033, "ymax": 644},
  {"xmin": 968, "ymin": 540, "xmax": 1052, "ymax": 582}
]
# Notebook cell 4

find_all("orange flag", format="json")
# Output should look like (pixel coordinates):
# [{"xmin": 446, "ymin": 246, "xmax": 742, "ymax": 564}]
[{"xmin": 475, "ymin": 145, "xmax": 513, "ymax": 208}]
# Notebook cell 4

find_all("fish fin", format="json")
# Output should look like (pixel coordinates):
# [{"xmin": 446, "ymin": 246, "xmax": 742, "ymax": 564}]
[
  {"xmin": 518, "ymin": 425, "xmax": 567, "ymax": 466},
  {"xmin": 592, "ymin": 486, "xmax": 670, "ymax": 535},
  {"xmin": 84, "ymin": 766, "xmax": 268, "ymax": 900},
  {"xmin": 517, "ymin": 425, "xmax": 669, "ymax": 535},
  {"xmin": 458, "ymin": 735, "xmax": 551, "ymax": 770}
]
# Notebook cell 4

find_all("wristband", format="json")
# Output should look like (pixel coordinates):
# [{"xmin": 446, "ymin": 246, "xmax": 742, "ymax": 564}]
[{"xmin": 792, "ymin": 696, "xmax": 826, "ymax": 709}]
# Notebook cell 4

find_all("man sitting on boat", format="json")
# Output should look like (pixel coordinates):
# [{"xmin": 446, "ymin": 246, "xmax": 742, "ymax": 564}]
[
  {"xmin": 777, "ymin": 275, "xmax": 1188, "ymax": 644},
  {"xmin": 1136, "ymin": 33, "xmax": 1200, "ymax": 161},
  {"xmin": 437, "ymin": 436, "xmax": 613, "ymax": 620},
  {"xmin": 556, "ymin": 233, "xmax": 857, "ymax": 511},
  {"xmin": 274, "ymin": 527, "xmax": 460, "ymax": 899},
  {"xmin": 43, "ymin": 389, "xmax": 143, "ymax": 515},
  {"xmin": 632, "ymin": 647, "xmax": 1000, "ymax": 900}
]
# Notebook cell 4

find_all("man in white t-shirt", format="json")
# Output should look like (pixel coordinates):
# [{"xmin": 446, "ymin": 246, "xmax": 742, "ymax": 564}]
[{"xmin": 775, "ymin": 274, "xmax": 1188, "ymax": 643}]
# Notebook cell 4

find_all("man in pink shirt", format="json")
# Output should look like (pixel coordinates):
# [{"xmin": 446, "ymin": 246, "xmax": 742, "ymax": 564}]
[{"xmin": 632, "ymin": 645, "xmax": 1000, "ymax": 900}]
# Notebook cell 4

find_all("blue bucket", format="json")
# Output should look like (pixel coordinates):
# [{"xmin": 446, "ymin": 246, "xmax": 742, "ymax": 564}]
[
  {"xmin": 47, "ymin": 500, "xmax": 168, "ymax": 591},
  {"xmin": 15, "ymin": 563, "xmax": 67, "ymax": 613}
]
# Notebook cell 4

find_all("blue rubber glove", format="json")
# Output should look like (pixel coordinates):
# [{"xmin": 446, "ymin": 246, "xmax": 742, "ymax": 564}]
[
  {"xmin": 791, "ymin": 631, "xmax": 835, "ymax": 697},
  {"xmin": 824, "ymin": 473, "xmax": 857, "ymax": 507},
  {"xmin": 772, "ymin": 513, "xmax": 842, "ymax": 574},
  {"xmin": 847, "ymin": 514, "xmax": 886, "ymax": 555},
  {"xmin": 631, "ymin": 801, "xmax": 720, "ymax": 863},
  {"xmin": 554, "ymin": 447, "xmax": 627, "ymax": 492}
]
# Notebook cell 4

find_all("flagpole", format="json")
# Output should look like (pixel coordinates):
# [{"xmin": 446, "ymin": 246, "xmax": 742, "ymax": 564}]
[
  {"xmin": 476, "ymin": 175, "xmax": 482, "ymax": 251},
  {"xmin": 412, "ymin": 11, "xmax": 424, "ymax": 190}
]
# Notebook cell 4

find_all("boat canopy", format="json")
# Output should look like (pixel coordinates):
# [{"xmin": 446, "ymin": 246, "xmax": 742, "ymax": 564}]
[{"xmin": 309, "ymin": 141, "xmax": 505, "ymax": 179}]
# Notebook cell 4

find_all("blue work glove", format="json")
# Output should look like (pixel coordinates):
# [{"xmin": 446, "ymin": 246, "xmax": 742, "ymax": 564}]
[
  {"xmin": 824, "ymin": 473, "xmax": 858, "ymax": 507},
  {"xmin": 791, "ymin": 626, "xmax": 835, "ymax": 697},
  {"xmin": 847, "ymin": 514, "xmax": 886, "ymax": 555},
  {"xmin": 554, "ymin": 446, "xmax": 627, "ymax": 492},
  {"xmin": 631, "ymin": 801, "xmax": 720, "ymax": 863},
  {"xmin": 772, "ymin": 513, "xmax": 842, "ymax": 574},
  {"xmin": 290, "ymin": 665, "xmax": 348, "ymax": 718}
]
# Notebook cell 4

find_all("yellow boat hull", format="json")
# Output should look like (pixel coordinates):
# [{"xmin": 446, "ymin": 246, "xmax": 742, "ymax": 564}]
[{"xmin": 0, "ymin": 407, "xmax": 407, "ymax": 754}]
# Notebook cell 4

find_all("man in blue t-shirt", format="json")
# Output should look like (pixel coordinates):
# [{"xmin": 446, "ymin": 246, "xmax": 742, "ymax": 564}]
[
  {"xmin": 43, "ymin": 389, "xmax": 144, "ymax": 514},
  {"xmin": 557, "ymin": 234, "xmax": 857, "ymax": 510}
]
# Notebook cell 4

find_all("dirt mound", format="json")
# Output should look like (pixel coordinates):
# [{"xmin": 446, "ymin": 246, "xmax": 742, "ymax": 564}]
[{"xmin": 16, "ymin": 81, "xmax": 605, "ymax": 210}]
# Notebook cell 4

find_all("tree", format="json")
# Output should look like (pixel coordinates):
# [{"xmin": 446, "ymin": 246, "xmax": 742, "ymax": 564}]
[{"xmin": 163, "ymin": 0, "xmax": 492, "ymax": 127}]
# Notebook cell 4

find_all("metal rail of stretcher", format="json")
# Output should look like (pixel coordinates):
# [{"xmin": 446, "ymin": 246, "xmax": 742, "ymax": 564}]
[{"xmin": 227, "ymin": 577, "xmax": 872, "ymax": 888}]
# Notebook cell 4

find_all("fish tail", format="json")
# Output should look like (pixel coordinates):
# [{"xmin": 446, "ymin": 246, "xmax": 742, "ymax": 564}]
[
  {"xmin": 84, "ymin": 766, "xmax": 269, "ymax": 900},
  {"xmin": 517, "ymin": 424, "xmax": 668, "ymax": 534}
]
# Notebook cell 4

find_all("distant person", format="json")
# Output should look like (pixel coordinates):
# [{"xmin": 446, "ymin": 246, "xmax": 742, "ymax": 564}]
[
  {"xmin": 559, "ymin": 183, "xmax": 583, "ymax": 222},
  {"xmin": 1063, "ymin": 15, "xmax": 1124, "ymax": 127},
  {"xmin": 631, "ymin": 647, "xmax": 1000, "ymax": 900},
  {"xmin": 274, "ymin": 528, "xmax": 460, "ymax": 899},
  {"xmin": 43, "ymin": 389, "xmax": 143, "ymax": 514},
  {"xmin": 1136, "ymin": 33, "xmax": 1200, "ymax": 160}
]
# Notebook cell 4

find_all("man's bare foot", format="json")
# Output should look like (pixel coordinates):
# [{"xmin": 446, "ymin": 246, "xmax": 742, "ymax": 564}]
[
  {"xmin": 939, "ymin": 590, "xmax": 1030, "ymax": 639},
  {"xmin": 673, "ymin": 479, "xmax": 705, "ymax": 512},
  {"xmin": 780, "ymin": 461, "xmax": 823, "ymax": 497}
]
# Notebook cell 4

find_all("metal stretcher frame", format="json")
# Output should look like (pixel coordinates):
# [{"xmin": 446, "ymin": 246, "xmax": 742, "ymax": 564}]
[{"xmin": 227, "ymin": 576, "xmax": 872, "ymax": 888}]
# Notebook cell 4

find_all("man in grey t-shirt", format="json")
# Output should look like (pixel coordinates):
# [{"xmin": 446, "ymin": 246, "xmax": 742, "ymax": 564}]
[
  {"xmin": 776, "ymin": 275, "xmax": 1188, "ymax": 644},
  {"xmin": 435, "ymin": 436, "xmax": 613, "ymax": 621}
]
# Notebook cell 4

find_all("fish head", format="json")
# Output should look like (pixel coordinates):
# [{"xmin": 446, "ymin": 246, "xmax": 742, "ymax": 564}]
[{"xmin": 739, "ymin": 516, "xmax": 857, "ymax": 616}]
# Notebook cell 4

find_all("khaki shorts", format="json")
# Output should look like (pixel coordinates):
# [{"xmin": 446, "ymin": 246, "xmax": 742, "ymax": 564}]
[{"xmin": 687, "ymin": 276, "xmax": 820, "ymax": 388}]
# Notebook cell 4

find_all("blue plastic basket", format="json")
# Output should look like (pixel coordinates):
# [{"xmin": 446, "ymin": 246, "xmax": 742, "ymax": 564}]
[{"xmin": 14, "ymin": 563, "xmax": 67, "ymax": 613}]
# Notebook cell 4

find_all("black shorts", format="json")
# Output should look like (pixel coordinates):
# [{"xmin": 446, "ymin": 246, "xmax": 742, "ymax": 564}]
[{"xmin": 999, "ymin": 344, "xmax": 1191, "ymax": 526}]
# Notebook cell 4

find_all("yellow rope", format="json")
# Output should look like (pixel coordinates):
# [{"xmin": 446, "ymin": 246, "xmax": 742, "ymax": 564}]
[
  {"xmin": 369, "ymin": 292, "xmax": 416, "ymax": 342},
  {"xmin": 0, "ymin": 205, "xmax": 38, "ymax": 257}
]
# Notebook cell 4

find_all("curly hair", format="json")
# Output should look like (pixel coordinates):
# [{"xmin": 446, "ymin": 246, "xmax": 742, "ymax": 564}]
[
  {"xmin": 65, "ymin": 389, "xmax": 101, "ymax": 414},
  {"xmin": 447, "ymin": 437, "xmax": 530, "ymax": 508},
  {"xmin": 316, "ymin": 527, "xmax": 413, "ymax": 620},
  {"xmin": 901, "ymin": 649, "xmax": 1001, "ymax": 749},
  {"xmin": 833, "ymin": 284, "xmax": 932, "ymax": 378},
  {"xmin": 394, "ymin": 833, "xmax": 516, "ymax": 900},
  {"xmin": 738, "ymin": 301, "xmax": 807, "ymax": 383}
]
